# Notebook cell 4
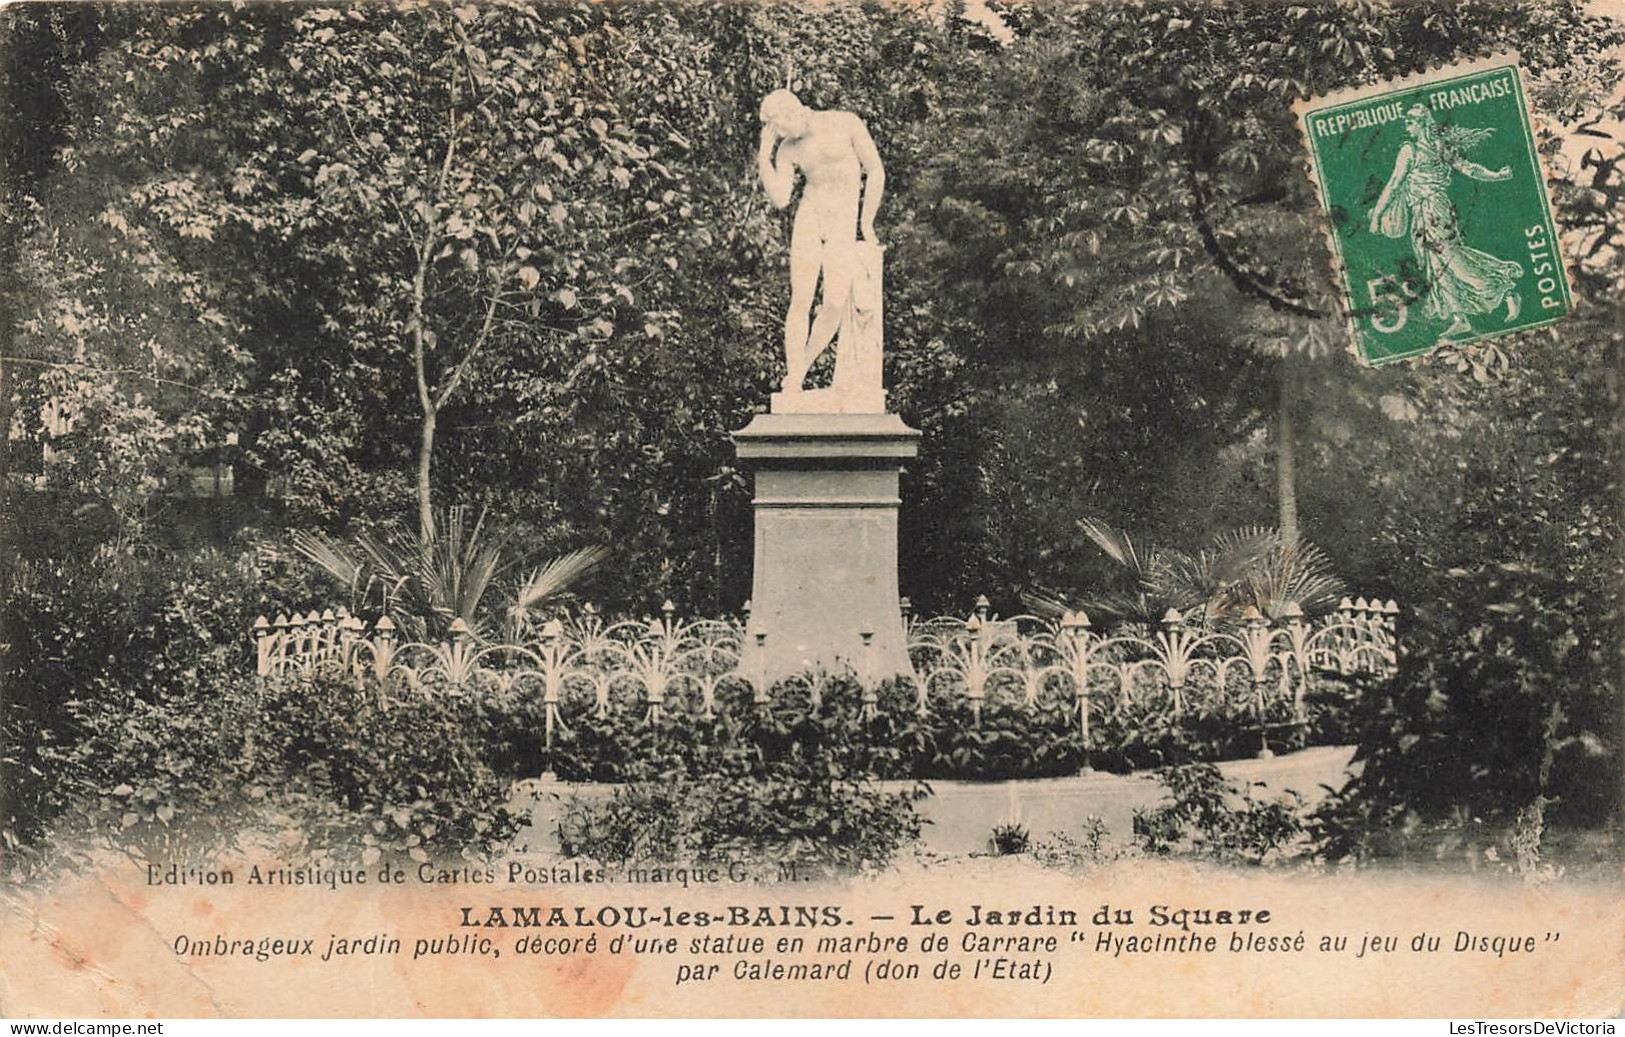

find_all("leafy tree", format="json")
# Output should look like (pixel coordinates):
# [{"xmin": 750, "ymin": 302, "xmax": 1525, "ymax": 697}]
[{"xmin": 909, "ymin": 0, "xmax": 1622, "ymax": 557}]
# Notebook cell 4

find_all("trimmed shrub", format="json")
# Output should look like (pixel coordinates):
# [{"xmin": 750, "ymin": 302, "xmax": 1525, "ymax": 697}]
[
  {"xmin": 553, "ymin": 676, "xmax": 927, "ymax": 872},
  {"xmin": 1132, "ymin": 763, "xmax": 1305, "ymax": 865}
]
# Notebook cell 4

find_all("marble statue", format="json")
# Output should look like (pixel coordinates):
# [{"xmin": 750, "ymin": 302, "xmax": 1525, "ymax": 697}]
[{"xmin": 757, "ymin": 89, "xmax": 887, "ymax": 414}]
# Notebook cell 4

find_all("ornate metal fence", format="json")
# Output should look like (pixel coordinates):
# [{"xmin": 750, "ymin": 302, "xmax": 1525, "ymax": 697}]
[{"xmin": 252, "ymin": 597, "xmax": 1398, "ymax": 748}]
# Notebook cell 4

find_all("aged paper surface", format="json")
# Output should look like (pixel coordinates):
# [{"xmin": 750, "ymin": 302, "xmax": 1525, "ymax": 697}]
[
  {"xmin": 2, "ymin": 0, "xmax": 1622, "ymax": 1019},
  {"xmin": 3, "ymin": 855, "xmax": 1623, "ymax": 1017}
]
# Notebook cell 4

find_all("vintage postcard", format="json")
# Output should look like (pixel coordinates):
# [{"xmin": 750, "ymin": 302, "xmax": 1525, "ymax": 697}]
[{"xmin": 1, "ymin": 0, "xmax": 1621, "ymax": 1021}]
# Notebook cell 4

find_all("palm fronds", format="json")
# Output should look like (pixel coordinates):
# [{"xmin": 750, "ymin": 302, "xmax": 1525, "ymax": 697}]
[
  {"xmin": 290, "ymin": 529, "xmax": 368, "ymax": 603},
  {"xmin": 292, "ymin": 505, "xmax": 605, "ymax": 643},
  {"xmin": 1075, "ymin": 516, "xmax": 1176, "ymax": 623},
  {"xmin": 514, "ymin": 545, "xmax": 609, "ymax": 613},
  {"xmin": 1151, "ymin": 527, "xmax": 1277, "ymax": 623},
  {"xmin": 1019, "ymin": 587, "xmax": 1072, "ymax": 620},
  {"xmin": 1070, "ymin": 518, "xmax": 1346, "ymax": 628},
  {"xmin": 506, "ymin": 545, "xmax": 610, "ymax": 638},
  {"xmin": 419, "ymin": 505, "xmax": 514, "ymax": 636},
  {"xmin": 1077, "ymin": 517, "xmax": 1152, "ymax": 579},
  {"xmin": 1243, "ymin": 537, "xmax": 1347, "ymax": 620}
]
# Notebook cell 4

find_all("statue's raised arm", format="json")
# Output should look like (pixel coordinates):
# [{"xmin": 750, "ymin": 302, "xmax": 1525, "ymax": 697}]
[
  {"xmin": 757, "ymin": 90, "xmax": 888, "ymax": 415},
  {"xmin": 757, "ymin": 122, "xmax": 796, "ymax": 211}
]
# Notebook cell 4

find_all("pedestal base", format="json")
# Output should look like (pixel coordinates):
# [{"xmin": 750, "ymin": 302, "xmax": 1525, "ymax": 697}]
[
  {"xmin": 732, "ymin": 412, "xmax": 920, "ymax": 685},
  {"xmin": 770, "ymin": 386, "xmax": 887, "ymax": 415}
]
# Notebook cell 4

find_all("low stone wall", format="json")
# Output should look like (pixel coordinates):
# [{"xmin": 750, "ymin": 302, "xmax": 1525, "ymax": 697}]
[{"xmin": 507, "ymin": 745, "xmax": 1359, "ymax": 857}]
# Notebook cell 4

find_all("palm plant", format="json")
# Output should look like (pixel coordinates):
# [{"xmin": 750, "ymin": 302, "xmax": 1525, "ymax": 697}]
[
  {"xmin": 1070, "ymin": 517, "xmax": 1177, "ymax": 625},
  {"xmin": 291, "ymin": 505, "xmax": 606, "ymax": 642},
  {"xmin": 1062, "ymin": 519, "xmax": 1344, "ymax": 629},
  {"xmin": 1240, "ymin": 536, "xmax": 1346, "ymax": 620},
  {"xmin": 505, "ymin": 547, "xmax": 613, "ymax": 640},
  {"xmin": 1150, "ymin": 527, "xmax": 1276, "ymax": 624}
]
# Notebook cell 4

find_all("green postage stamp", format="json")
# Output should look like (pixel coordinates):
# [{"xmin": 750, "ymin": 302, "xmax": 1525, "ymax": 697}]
[{"xmin": 1297, "ymin": 54, "xmax": 1572, "ymax": 365}]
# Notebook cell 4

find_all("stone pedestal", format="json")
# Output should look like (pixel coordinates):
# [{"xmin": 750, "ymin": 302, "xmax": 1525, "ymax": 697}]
[{"xmin": 731, "ymin": 412, "xmax": 920, "ymax": 685}]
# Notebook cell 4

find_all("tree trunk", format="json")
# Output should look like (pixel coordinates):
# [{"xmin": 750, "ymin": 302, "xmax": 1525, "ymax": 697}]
[
  {"xmin": 418, "ymin": 404, "xmax": 436, "ymax": 549},
  {"xmin": 1277, "ymin": 352, "xmax": 1299, "ymax": 546},
  {"xmin": 0, "ymin": 358, "xmax": 11, "ymax": 490}
]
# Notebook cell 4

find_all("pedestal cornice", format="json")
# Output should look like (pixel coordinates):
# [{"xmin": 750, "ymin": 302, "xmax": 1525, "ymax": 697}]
[{"xmin": 731, "ymin": 412, "xmax": 921, "ymax": 464}]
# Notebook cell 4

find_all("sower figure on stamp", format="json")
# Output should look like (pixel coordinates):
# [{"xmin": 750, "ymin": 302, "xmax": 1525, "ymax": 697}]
[
  {"xmin": 757, "ymin": 89, "xmax": 886, "ymax": 410},
  {"xmin": 1369, "ymin": 104, "xmax": 1524, "ymax": 343}
]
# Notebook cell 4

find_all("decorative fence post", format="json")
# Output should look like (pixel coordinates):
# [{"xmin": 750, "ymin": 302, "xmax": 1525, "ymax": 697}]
[
  {"xmin": 540, "ymin": 618, "xmax": 564, "ymax": 751},
  {"xmin": 645, "ymin": 614, "xmax": 668, "ymax": 723},
  {"xmin": 1160, "ymin": 608, "xmax": 1188, "ymax": 714},
  {"xmin": 962, "ymin": 614, "xmax": 987, "ymax": 725},
  {"xmin": 283, "ymin": 612, "xmax": 302, "ymax": 673},
  {"xmin": 1061, "ymin": 609, "xmax": 1091, "ymax": 746},
  {"xmin": 1282, "ymin": 602, "xmax": 1309, "ymax": 726},
  {"xmin": 445, "ymin": 617, "xmax": 475, "ymax": 690},
  {"xmin": 272, "ymin": 614, "xmax": 291, "ymax": 675},
  {"xmin": 1242, "ymin": 606, "xmax": 1273, "ymax": 759},
  {"xmin": 338, "ymin": 613, "xmax": 365, "ymax": 688},
  {"xmin": 373, "ymin": 615, "xmax": 397, "ymax": 686},
  {"xmin": 254, "ymin": 616, "xmax": 272, "ymax": 677},
  {"xmin": 1336, "ymin": 597, "xmax": 1357, "ymax": 673},
  {"xmin": 859, "ymin": 626, "xmax": 877, "ymax": 721},
  {"xmin": 1380, "ymin": 600, "xmax": 1399, "ymax": 674},
  {"xmin": 751, "ymin": 629, "xmax": 770, "ymax": 706},
  {"xmin": 319, "ymin": 608, "xmax": 338, "ymax": 666}
]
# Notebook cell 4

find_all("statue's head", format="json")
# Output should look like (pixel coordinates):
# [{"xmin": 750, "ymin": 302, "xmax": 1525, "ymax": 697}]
[{"xmin": 760, "ymin": 89, "xmax": 810, "ymax": 138}]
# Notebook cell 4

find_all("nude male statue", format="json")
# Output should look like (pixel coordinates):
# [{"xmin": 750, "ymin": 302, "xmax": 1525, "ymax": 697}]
[{"xmin": 757, "ymin": 90, "xmax": 885, "ymax": 397}]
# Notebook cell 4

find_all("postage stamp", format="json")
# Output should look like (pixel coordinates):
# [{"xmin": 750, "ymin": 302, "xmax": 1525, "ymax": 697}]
[{"xmin": 1297, "ymin": 54, "xmax": 1572, "ymax": 366}]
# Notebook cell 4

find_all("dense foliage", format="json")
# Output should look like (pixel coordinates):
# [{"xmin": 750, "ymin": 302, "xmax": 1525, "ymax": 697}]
[
  {"xmin": 1133, "ymin": 763, "xmax": 1306, "ymax": 865},
  {"xmin": 0, "ymin": 540, "xmax": 521, "ymax": 877},
  {"xmin": 2, "ymin": 0, "xmax": 1621, "ymax": 865},
  {"xmin": 553, "ymin": 679, "xmax": 926, "ymax": 872},
  {"xmin": 540, "ymin": 670, "xmax": 1360, "ymax": 783}
]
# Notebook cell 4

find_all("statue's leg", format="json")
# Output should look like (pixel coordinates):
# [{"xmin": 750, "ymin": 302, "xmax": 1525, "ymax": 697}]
[
  {"xmin": 784, "ymin": 222, "xmax": 820, "ymax": 392},
  {"xmin": 803, "ymin": 247, "xmax": 854, "ymax": 371}
]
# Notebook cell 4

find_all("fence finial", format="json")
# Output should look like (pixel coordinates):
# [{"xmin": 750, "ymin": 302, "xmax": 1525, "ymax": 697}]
[{"xmin": 1061, "ymin": 610, "xmax": 1090, "ymax": 640}]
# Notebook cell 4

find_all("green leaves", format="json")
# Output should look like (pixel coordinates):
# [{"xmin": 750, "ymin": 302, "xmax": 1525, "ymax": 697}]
[{"xmin": 293, "ymin": 505, "xmax": 604, "ymax": 643}]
